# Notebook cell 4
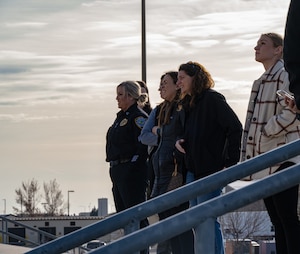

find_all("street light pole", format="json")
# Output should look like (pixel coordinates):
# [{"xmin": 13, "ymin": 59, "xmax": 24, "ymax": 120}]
[
  {"xmin": 141, "ymin": 0, "xmax": 146, "ymax": 83},
  {"xmin": 2, "ymin": 199, "xmax": 6, "ymax": 214},
  {"xmin": 67, "ymin": 190, "xmax": 74, "ymax": 216}
]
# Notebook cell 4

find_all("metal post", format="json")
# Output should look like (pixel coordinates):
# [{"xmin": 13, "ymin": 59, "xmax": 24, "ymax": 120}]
[
  {"xmin": 141, "ymin": 0, "xmax": 146, "ymax": 83},
  {"xmin": 42, "ymin": 203, "xmax": 48, "ymax": 214},
  {"xmin": 20, "ymin": 194, "xmax": 23, "ymax": 216},
  {"xmin": 2, "ymin": 199, "xmax": 6, "ymax": 214},
  {"xmin": 67, "ymin": 190, "xmax": 74, "ymax": 216}
]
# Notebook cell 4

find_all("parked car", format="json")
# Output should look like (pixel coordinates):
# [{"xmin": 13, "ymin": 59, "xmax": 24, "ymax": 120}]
[{"xmin": 80, "ymin": 240, "xmax": 106, "ymax": 253}]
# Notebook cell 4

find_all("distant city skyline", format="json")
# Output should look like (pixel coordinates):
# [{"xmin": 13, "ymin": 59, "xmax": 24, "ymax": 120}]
[{"xmin": 0, "ymin": 0, "xmax": 289, "ymax": 215}]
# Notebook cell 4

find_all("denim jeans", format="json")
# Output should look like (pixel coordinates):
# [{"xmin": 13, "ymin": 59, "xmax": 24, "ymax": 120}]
[{"xmin": 186, "ymin": 171, "xmax": 225, "ymax": 254}]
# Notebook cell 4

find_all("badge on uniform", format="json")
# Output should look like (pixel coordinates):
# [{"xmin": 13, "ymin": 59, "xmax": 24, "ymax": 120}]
[
  {"xmin": 135, "ymin": 116, "xmax": 146, "ymax": 129},
  {"xmin": 120, "ymin": 118, "xmax": 128, "ymax": 126}
]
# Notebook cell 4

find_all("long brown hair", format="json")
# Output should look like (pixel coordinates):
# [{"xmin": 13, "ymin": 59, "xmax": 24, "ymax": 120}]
[
  {"xmin": 178, "ymin": 61, "xmax": 214, "ymax": 108},
  {"xmin": 157, "ymin": 71, "xmax": 179, "ymax": 126}
]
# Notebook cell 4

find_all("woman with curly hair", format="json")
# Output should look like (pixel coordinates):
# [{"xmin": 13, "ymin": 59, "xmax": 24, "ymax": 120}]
[{"xmin": 175, "ymin": 61, "xmax": 242, "ymax": 254}]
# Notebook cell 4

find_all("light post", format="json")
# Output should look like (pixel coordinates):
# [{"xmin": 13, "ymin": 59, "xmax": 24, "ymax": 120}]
[
  {"xmin": 42, "ymin": 203, "xmax": 48, "ymax": 214},
  {"xmin": 2, "ymin": 199, "xmax": 6, "ymax": 214},
  {"xmin": 141, "ymin": 0, "xmax": 146, "ymax": 83},
  {"xmin": 67, "ymin": 190, "xmax": 74, "ymax": 216}
]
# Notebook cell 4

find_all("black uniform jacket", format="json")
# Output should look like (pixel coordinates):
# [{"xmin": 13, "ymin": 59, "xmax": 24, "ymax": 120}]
[{"xmin": 106, "ymin": 103, "xmax": 148, "ymax": 163}]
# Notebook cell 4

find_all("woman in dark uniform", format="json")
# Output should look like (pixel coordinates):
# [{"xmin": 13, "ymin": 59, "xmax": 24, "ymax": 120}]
[{"xmin": 106, "ymin": 81, "xmax": 149, "ymax": 243}]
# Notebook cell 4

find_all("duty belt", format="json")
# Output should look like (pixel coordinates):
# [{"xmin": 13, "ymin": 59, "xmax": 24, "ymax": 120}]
[{"xmin": 110, "ymin": 158, "xmax": 131, "ymax": 167}]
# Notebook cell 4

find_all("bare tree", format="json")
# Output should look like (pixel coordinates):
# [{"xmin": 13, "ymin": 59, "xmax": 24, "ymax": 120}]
[
  {"xmin": 43, "ymin": 179, "xmax": 65, "ymax": 216},
  {"xmin": 222, "ymin": 211, "xmax": 266, "ymax": 239},
  {"xmin": 221, "ymin": 210, "xmax": 267, "ymax": 253},
  {"xmin": 14, "ymin": 178, "xmax": 41, "ymax": 216}
]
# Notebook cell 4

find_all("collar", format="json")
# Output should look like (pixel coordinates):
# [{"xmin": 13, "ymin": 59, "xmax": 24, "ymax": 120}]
[
  {"xmin": 261, "ymin": 59, "xmax": 284, "ymax": 81},
  {"xmin": 117, "ymin": 103, "xmax": 138, "ymax": 117}
]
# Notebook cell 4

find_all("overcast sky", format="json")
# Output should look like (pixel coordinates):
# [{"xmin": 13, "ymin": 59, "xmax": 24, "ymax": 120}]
[{"xmin": 0, "ymin": 0, "xmax": 290, "ymax": 215}]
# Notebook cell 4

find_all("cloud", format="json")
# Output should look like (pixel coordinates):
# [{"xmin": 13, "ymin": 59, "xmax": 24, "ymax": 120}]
[
  {"xmin": 170, "ymin": 10, "xmax": 285, "ymax": 38},
  {"xmin": 0, "ymin": 113, "xmax": 68, "ymax": 123},
  {"xmin": 0, "ymin": 1, "xmax": 288, "ymax": 110},
  {"xmin": 4, "ymin": 22, "xmax": 48, "ymax": 28},
  {"xmin": 0, "ymin": 0, "xmax": 291, "ymax": 214},
  {"xmin": 0, "ymin": 66, "xmax": 28, "ymax": 75}
]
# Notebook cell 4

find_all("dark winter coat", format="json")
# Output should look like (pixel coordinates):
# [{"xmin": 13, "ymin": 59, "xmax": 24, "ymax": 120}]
[{"xmin": 182, "ymin": 89, "xmax": 242, "ymax": 179}]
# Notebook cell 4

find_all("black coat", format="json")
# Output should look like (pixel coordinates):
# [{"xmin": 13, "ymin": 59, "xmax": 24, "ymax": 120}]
[
  {"xmin": 182, "ymin": 89, "xmax": 242, "ymax": 179},
  {"xmin": 284, "ymin": 0, "xmax": 300, "ymax": 110},
  {"xmin": 106, "ymin": 103, "xmax": 148, "ymax": 163}
]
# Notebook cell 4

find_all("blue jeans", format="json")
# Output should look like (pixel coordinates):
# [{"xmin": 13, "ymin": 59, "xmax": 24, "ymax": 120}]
[{"xmin": 186, "ymin": 171, "xmax": 225, "ymax": 254}]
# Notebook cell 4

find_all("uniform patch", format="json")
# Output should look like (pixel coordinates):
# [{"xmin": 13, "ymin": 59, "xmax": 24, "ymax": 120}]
[
  {"xmin": 134, "ymin": 116, "xmax": 146, "ymax": 129},
  {"xmin": 120, "ymin": 118, "xmax": 128, "ymax": 126}
]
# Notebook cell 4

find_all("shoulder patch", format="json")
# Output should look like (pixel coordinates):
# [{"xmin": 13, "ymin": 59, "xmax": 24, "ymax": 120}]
[{"xmin": 134, "ymin": 116, "xmax": 147, "ymax": 129}]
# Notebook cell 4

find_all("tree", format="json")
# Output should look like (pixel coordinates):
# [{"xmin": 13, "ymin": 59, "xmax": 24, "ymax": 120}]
[
  {"xmin": 14, "ymin": 178, "xmax": 41, "ymax": 216},
  {"xmin": 14, "ymin": 178, "xmax": 66, "ymax": 216},
  {"xmin": 90, "ymin": 206, "xmax": 98, "ymax": 216},
  {"xmin": 221, "ymin": 209, "xmax": 267, "ymax": 253},
  {"xmin": 222, "ymin": 211, "xmax": 266, "ymax": 238},
  {"xmin": 43, "ymin": 179, "xmax": 65, "ymax": 216}
]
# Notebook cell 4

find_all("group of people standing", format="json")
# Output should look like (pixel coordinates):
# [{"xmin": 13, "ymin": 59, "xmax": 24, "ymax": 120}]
[{"xmin": 105, "ymin": 4, "xmax": 300, "ymax": 252}]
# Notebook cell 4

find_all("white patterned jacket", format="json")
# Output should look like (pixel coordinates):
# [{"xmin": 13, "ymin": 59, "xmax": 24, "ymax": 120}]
[{"xmin": 241, "ymin": 59, "xmax": 300, "ymax": 180}]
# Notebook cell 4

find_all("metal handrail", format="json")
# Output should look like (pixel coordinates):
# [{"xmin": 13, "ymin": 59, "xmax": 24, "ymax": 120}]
[
  {"xmin": 91, "ymin": 163, "xmax": 300, "ymax": 253},
  {"xmin": 26, "ymin": 139, "xmax": 300, "ymax": 254},
  {"xmin": 0, "ymin": 215, "xmax": 56, "ymax": 246},
  {"xmin": 0, "ymin": 229, "xmax": 38, "ymax": 246}
]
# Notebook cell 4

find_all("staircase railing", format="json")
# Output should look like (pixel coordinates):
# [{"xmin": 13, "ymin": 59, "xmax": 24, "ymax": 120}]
[
  {"xmin": 0, "ymin": 215, "xmax": 56, "ymax": 246},
  {"xmin": 26, "ymin": 139, "xmax": 300, "ymax": 254}
]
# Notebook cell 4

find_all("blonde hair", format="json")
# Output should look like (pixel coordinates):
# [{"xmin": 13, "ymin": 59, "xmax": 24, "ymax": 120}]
[
  {"xmin": 118, "ymin": 81, "xmax": 148, "ymax": 107},
  {"xmin": 263, "ymin": 33, "xmax": 283, "ymax": 58}
]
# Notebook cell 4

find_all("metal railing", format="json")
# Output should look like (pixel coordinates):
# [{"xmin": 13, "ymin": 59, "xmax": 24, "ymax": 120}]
[
  {"xmin": 26, "ymin": 139, "xmax": 300, "ymax": 254},
  {"xmin": 0, "ymin": 215, "xmax": 56, "ymax": 246}
]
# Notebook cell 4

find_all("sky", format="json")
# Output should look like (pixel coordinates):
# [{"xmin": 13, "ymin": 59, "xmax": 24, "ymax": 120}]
[{"xmin": 0, "ymin": 0, "xmax": 290, "ymax": 215}]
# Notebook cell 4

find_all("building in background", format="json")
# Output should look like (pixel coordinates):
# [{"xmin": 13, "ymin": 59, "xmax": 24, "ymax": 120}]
[{"xmin": 98, "ymin": 198, "xmax": 108, "ymax": 217}]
